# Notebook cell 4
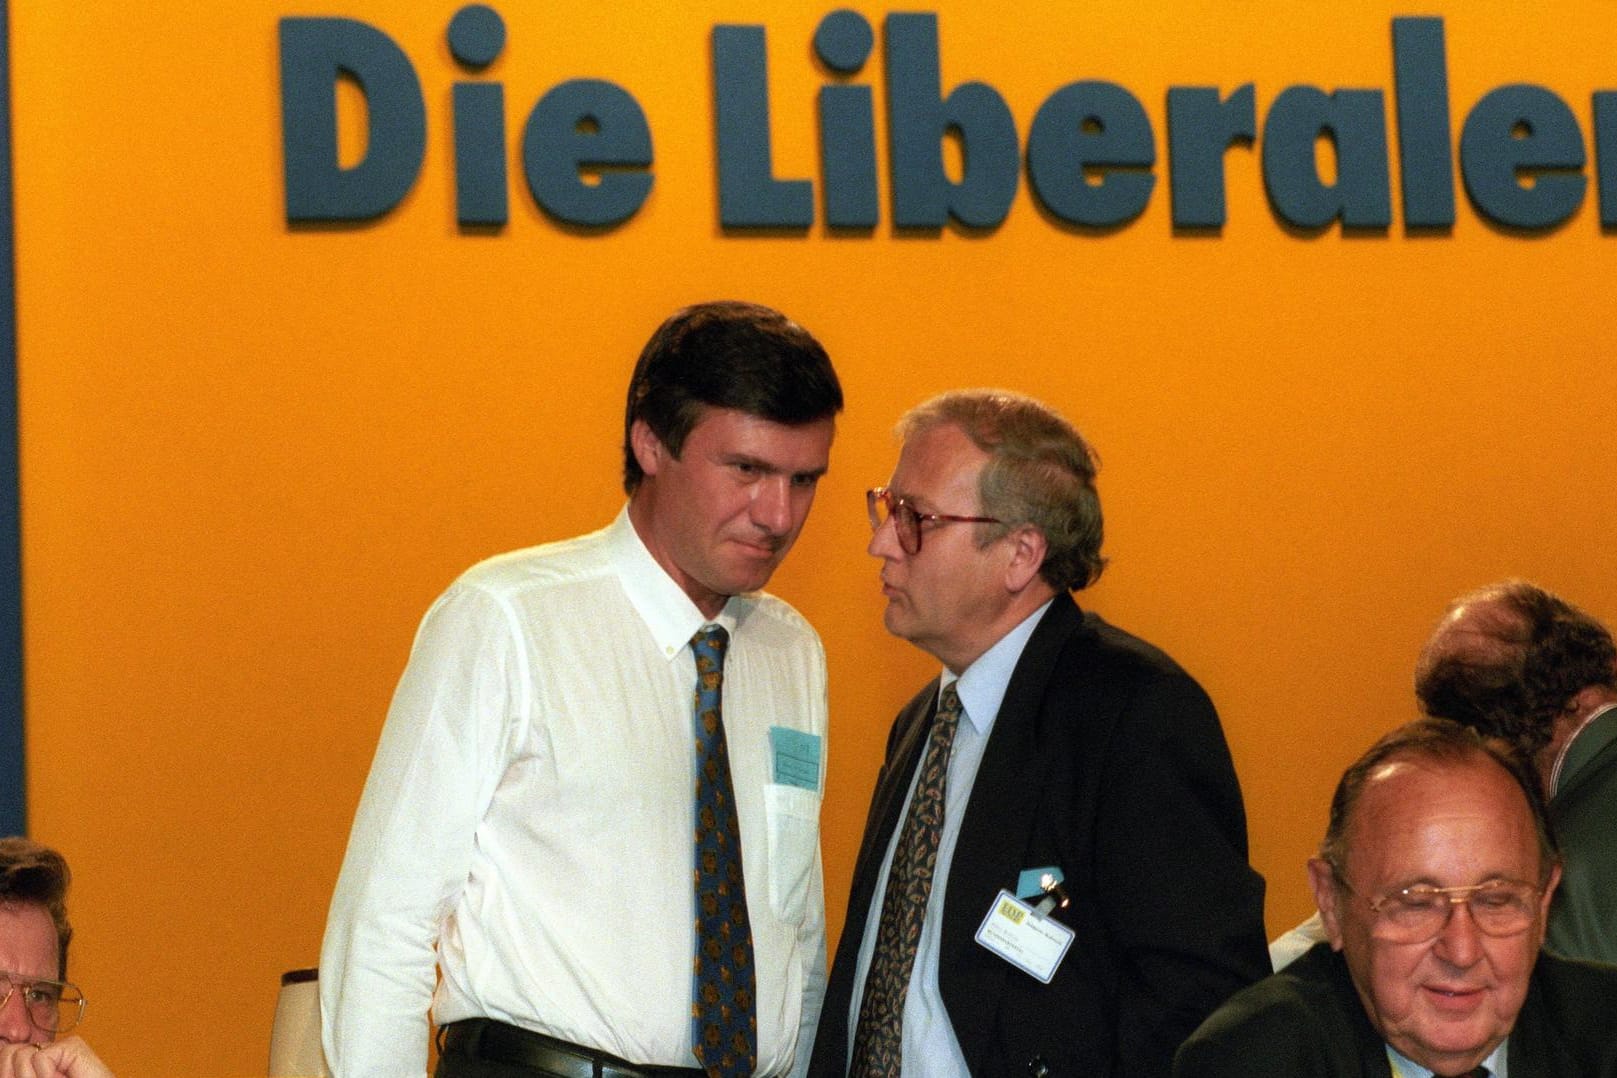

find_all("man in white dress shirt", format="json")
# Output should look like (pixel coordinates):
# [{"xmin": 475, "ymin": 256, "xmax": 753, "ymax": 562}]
[{"xmin": 321, "ymin": 302, "xmax": 844, "ymax": 1078}]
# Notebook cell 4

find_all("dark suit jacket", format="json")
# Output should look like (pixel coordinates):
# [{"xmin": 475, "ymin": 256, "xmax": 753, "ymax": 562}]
[
  {"xmin": 810, "ymin": 594, "xmax": 1269, "ymax": 1077},
  {"xmin": 1173, "ymin": 942, "xmax": 1617, "ymax": 1077},
  {"xmin": 1548, "ymin": 705, "xmax": 1617, "ymax": 964}
]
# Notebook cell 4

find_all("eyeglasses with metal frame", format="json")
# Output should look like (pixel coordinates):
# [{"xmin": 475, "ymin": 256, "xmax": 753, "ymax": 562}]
[
  {"xmin": 0, "ymin": 969, "xmax": 85, "ymax": 1037},
  {"xmin": 1331, "ymin": 871, "xmax": 1546, "ymax": 943},
  {"xmin": 866, "ymin": 486, "xmax": 1001, "ymax": 556}
]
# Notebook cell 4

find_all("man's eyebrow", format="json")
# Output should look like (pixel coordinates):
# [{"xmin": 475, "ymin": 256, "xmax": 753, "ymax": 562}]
[
  {"xmin": 1387, "ymin": 872, "xmax": 1521, "ymax": 892},
  {"xmin": 894, "ymin": 491, "xmax": 939, "ymax": 512},
  {"xmin": 722, "ymin": 452, "xmax": 829, "ymax": 478}
]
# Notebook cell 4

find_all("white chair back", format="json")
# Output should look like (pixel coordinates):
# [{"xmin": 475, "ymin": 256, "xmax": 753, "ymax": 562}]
[{"xmin": 269, "ymin": 967, "xmax": 330, "ymax": 1077}]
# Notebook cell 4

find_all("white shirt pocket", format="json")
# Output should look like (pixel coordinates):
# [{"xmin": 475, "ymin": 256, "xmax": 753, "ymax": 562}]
[{"xmin": 763, "ymin": 782, "xmax": 820, "ymax": 925}]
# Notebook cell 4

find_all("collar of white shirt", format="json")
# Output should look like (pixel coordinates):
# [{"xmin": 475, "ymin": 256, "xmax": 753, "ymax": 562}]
[{"xmin": 609, "ymin": 506, "xmax": 742, "ymax": 660}]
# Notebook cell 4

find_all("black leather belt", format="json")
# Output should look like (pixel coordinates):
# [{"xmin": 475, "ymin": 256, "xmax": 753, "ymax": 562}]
[{"xmin": 439, "ymin": 1019, "xmax": 708, "ymax": 1078}]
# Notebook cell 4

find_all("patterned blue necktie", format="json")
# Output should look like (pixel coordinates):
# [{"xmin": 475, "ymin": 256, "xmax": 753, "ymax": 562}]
[
  {"xmin": 850, "ymin": 683, "xmax": 964, "ymax": 1077},
  {"xmin": 690, "ymin": 625, "xmax": 756, "ymax": 1078}
]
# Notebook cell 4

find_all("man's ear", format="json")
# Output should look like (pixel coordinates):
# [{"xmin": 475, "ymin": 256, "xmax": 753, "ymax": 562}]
[
  {"xmin": 1002, "ymin": 525, "xmax": 1050, "ymax": 593},
  {"xmin": 1538, "ymin": 860, "xmax": 1563, "ymax": 932},
  {"xmin": 1307, "ymin": 858, "xmax": 1346, "ymax": 951},
  {"xmin": 630, "ymin": 419, "xmax": 667, "ymax": 480}
]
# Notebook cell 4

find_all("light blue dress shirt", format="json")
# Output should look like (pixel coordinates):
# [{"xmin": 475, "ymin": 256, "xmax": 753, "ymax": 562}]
[
  {"xmin": 846, "ymin": 600, "xmax": 1054, "ymax": 1075},
  {"xmin": 1386, "ymin": 1039, "xmax": 1506, "ymax": 1077}
]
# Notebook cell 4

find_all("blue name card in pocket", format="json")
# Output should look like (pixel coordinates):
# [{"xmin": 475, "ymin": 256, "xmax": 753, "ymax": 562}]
[{"xmin": 769, "ymin": 727, "xmax": 822, "ymax": 792}]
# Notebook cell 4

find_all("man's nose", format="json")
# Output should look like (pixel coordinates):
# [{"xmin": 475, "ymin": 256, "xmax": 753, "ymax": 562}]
[
  {"xmin": 868, "ymin": 512, "xmax": 902, "ymax": 559},
  {"xmin": 0, "ymin": 986, "xmax": 39, "ymax": 1045},
  {"xmin": 1433, "ymin": 898, "xmax": 1484, "ymax": 968},
  {"xmin": 751, "ymin": 476, "xmax": 793, "ymax": 535}
]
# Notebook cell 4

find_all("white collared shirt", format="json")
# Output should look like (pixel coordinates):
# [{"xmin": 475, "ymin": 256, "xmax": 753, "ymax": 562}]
[
  {"xmin": 321, "ymin": 508, "xmax": 828, "ymax": 1077},
  {"xmin": 846, "ymin": 600, "xmax": 1054, "ymax": 1075}
]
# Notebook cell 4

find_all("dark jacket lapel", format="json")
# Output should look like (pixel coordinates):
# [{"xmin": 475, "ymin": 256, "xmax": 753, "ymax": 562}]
[
  {"xmin": 810, "ymin": 679, "xmax": 940, "ymax": 1075},
  {"xmin": 938, "ymin": 594, "xmax": 1085, "ymax": 1054},
  {"xmin": 846, "ymin": 682, "xmax": 940, "ymax": 929}
]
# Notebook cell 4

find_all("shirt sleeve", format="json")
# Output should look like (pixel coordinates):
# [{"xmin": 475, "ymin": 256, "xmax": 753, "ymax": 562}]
[
  {"xmin": 320, "ymin": 582, "xmax": 529, "ymax": 1078},
  {"xmin": 788, "ymin": 638, "xmax": 830, "ymax": 1078},
  {"xmin": 789, "ymin": 839, "xmax": 828, "ymax": 1078}
]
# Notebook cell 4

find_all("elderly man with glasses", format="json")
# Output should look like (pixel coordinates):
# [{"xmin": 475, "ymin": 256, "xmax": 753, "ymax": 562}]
[
  {"xmin": 1176, "ymin": 719, "xmax": 1617, "ymax": 1078},
  {"xmin": 810, "ymin": 389, "xmax": 1268, "ymax": 1077},
  {"xmin": 0, "ymin": 837, "xmax": 113, "ymax": 1078}
]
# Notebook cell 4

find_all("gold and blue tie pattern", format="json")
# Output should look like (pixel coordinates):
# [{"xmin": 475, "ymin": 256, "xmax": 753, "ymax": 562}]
[
  {"xmin": 849, "ymin": 684, "xmax": 964, "ymax": 1077},
  {"xmin": 690, "ymin": 625, "xmax": 756, "ymax": 1078}
]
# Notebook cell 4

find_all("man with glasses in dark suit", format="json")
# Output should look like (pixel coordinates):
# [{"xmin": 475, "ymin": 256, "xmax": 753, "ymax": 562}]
[
  {"xmin": 1176, "ymin": 720, "xmax": 1617, "ymax": 1078},
  {"xmin": 811, "ymin": 389, "xmax": 1267, "ymax": 1077}
]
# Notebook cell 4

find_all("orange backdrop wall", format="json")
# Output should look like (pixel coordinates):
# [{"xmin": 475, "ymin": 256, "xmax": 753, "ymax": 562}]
[{"xmin": 12, "ymin": 1, "xmax": 1617, "ymax": 1073}]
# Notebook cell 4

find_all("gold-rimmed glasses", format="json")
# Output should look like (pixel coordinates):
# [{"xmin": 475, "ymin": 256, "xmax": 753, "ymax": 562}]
[
  {"xmin": 1333, "ymin": 874, "xmax": 1544, "ymax": 943},
  {"xmin": 0, "ymin": 970, "xmax": 85, "ymax": 1036}
]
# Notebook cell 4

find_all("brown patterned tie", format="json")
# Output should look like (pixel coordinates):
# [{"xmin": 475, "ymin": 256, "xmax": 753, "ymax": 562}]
[
  {"xmin": 690, "ymin": 626, "xmax": 756, "ymax": 1078},
  {"xmin": 849, "ymin": 684, "xmax": 964, "ymax": 1077}
]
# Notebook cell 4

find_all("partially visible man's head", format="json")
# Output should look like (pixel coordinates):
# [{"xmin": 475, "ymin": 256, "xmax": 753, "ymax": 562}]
[
  {"xmin": 621, "ymin": 301, "xmax": 843, "ymax": 495},
  {"xmin": 1307, "ymin": 720, "xmax": 1560, "ymax": 1076},
  {"xmin": 0, "ymin": 839, "xmax": 70, "ymax": 979},
  {"xmin": 1, "ymin": 837, "xmax": 73, "ymax": 1045},
  {"xmin": 1414, "ymin": 580, "xmax": 1616, "ymax": 759}
]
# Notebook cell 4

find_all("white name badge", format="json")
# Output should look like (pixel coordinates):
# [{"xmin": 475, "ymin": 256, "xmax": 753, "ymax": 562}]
[{"xmin": 974, "ymin": 889, "xmax": 1075, "ymax": 984}]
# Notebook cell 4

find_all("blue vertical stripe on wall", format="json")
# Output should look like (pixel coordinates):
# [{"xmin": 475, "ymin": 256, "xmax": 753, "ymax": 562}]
[{"xmin": 0, "ymin": 0, "xmax": 25, "ymax": 838}]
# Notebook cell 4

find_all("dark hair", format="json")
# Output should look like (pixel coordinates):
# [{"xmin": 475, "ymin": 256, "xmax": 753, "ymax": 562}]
[
  {"xmin": 898, "ymin": 390, "xmax": 1105, "ymax": 591},
  {"xmin": 621, "ymin": 301, "xmax": 843, "ymax": 493},
  {"xmin": 1415, "ymin": 580, "xmax": 1617, "ymax": 758},
  {"xmin": 0, "ymin": 837, "xmax": 72, "ymax": 977},
  {"xmin": 1319, "ymin": 718, "xmax": 1558, "ymax": 883}
]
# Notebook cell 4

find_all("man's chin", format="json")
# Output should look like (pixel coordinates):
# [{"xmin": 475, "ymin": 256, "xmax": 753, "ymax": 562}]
[{"xmin": 722, "ymin": 565, "xmax": 779, "ymax": 597}]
